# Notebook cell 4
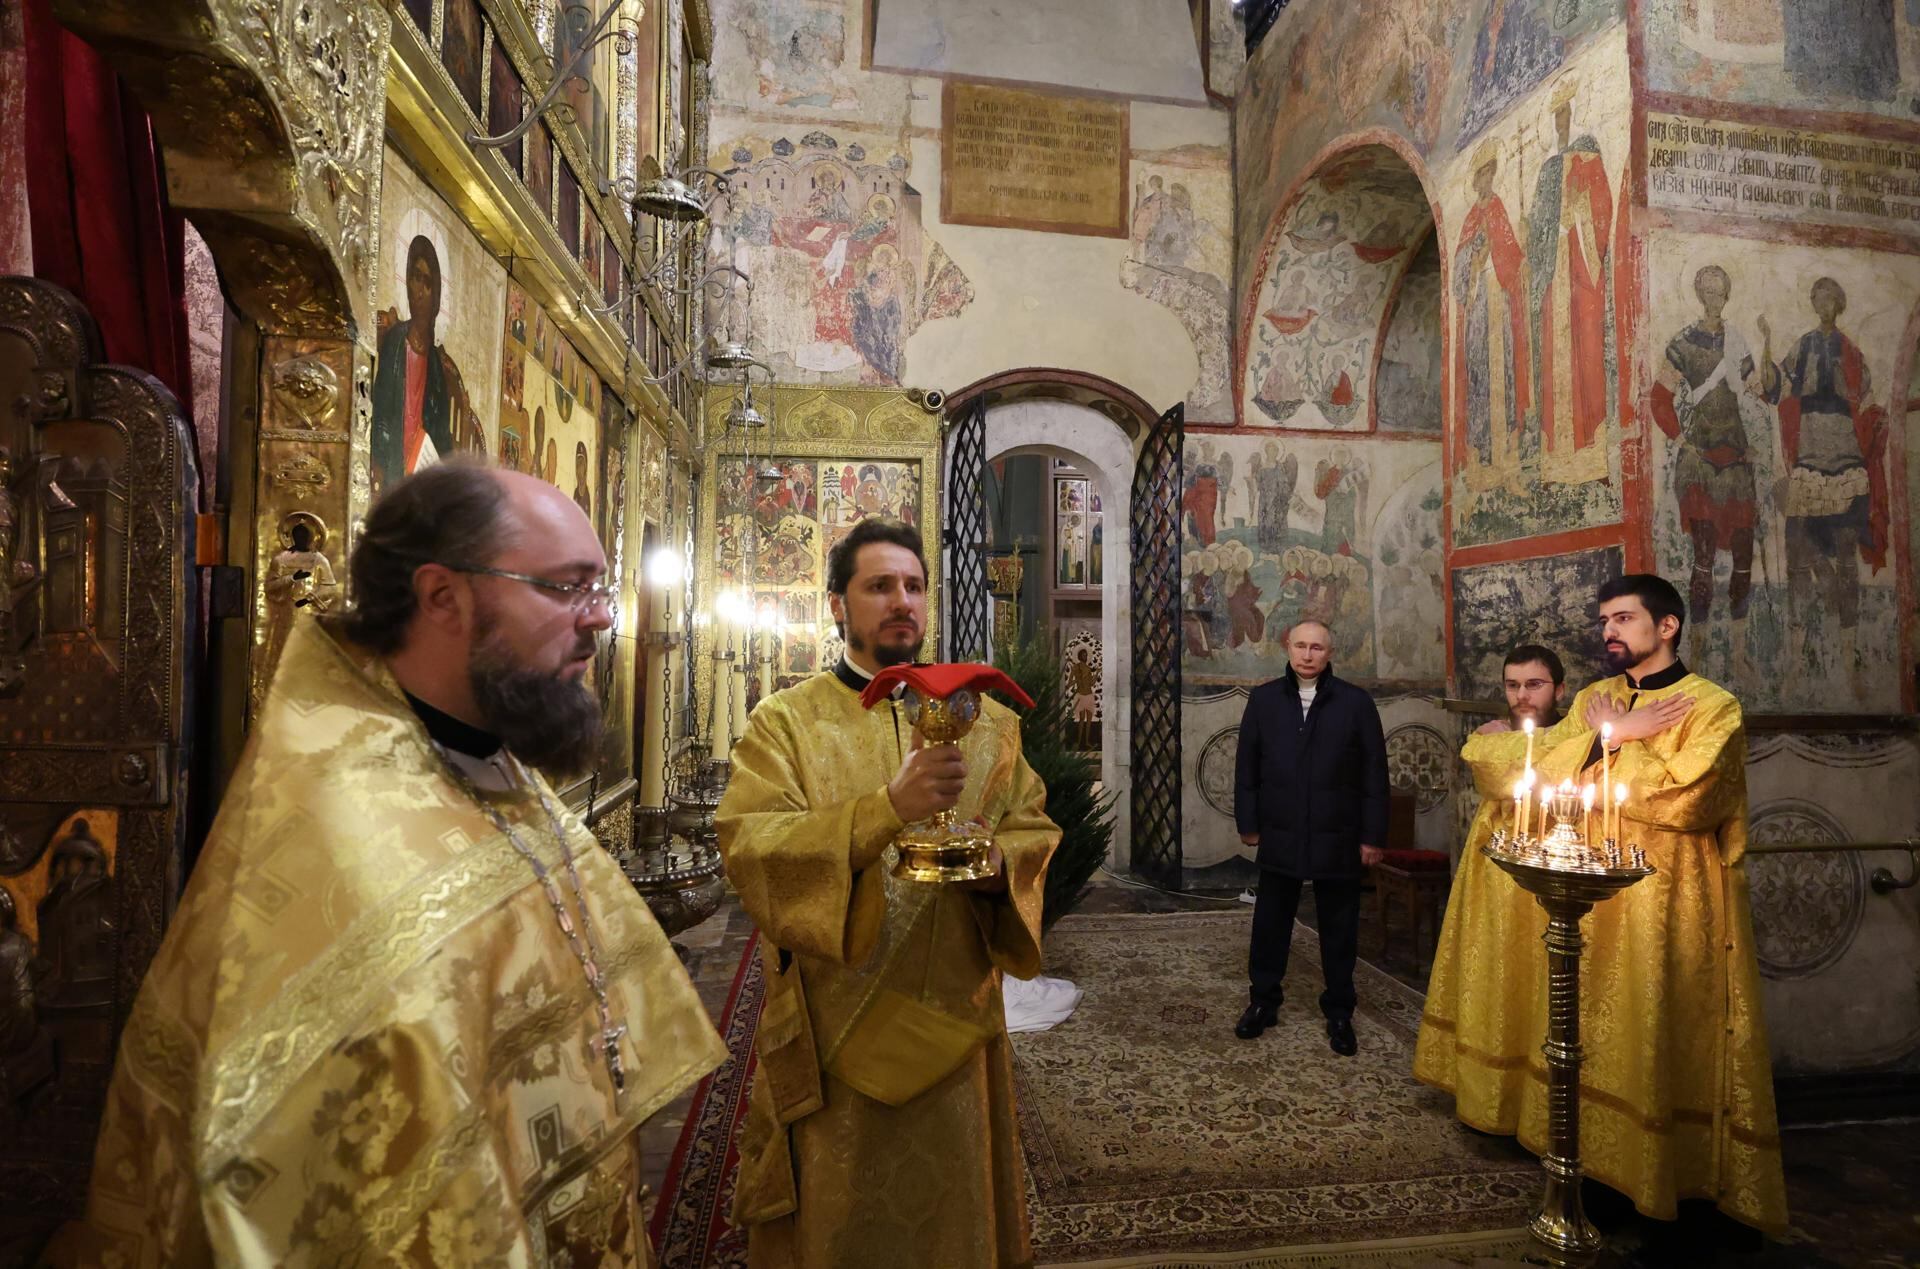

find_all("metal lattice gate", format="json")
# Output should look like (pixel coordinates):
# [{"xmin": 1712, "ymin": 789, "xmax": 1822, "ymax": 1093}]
[
  {"xmin": 1129, "ymin": 402, "xmax": 1183, "ymax": 886},
  {"xmin": 943, "ymin": 397, "xmax": 990, "ymax": 662}
]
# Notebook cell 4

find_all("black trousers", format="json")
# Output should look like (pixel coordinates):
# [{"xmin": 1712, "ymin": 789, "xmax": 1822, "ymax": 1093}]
[{"xmin": 1247, "ymin": 870, "xmax": 1361, "ymax": 1019}]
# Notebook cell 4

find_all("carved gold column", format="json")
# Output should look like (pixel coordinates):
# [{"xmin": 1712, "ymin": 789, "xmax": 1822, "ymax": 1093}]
[{"xmin": 52, "ymin": 0, "xmax": 391, "ymax": 734}]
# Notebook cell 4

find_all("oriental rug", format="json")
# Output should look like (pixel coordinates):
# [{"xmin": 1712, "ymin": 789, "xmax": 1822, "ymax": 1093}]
[
  {"xmin": 1015, "ymin": 911, "xmax": 1537, "ymax": 1264},
  {"xmin": 650, "ymin": 932, "xmax": 761, "ymax": 1269}
]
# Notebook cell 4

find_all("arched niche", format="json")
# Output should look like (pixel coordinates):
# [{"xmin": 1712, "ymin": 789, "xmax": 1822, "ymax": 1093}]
[{"xmin": 1184, "ymin": 139, "xmax": 1450, "ymax": 885}]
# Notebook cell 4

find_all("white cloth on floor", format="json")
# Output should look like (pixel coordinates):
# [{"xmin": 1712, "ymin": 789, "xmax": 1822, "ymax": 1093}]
[{"xmin": 1002, "ymin": 973, "xmax": 1084, "ymax": 1033}]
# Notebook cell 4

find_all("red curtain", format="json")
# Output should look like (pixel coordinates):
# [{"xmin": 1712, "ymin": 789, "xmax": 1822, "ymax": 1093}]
[{"xmin": 20, "ymin": 0, "xmax": 191, "ymax": 418}]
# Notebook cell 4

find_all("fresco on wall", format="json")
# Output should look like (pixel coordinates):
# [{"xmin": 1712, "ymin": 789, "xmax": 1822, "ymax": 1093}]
[
  {"xmin": 500, "ymin": 280, "xmax": 602, "ymax": 511},
  {"xmin": 1450, "ymin": 545, "xmax": 1622, "ymax": 701},
  {"xmin": 372, "ymin": 147, "xmax": 507, "ymax": 499},
  {"xmin": 1207, "ymin": 0, "xmax": 1247, "ymax": 98},
  {"xmin": 1646, "ymin": 0, "xmax": 1920, "ymax": 120},
  {"xmin": 709, "ymin": 130, "xmax": 974, "ymax": 385},
  {"xmin": 1376, "ymin": 233, "xmax": 1445, "ymax": 433},
  {"xmin": 1232, "ymin": 0, "xmax": 1618, "ymax": 292},
  {"xmin": 1124, "ymin": 148, "xmax": 1233, "ymax": 423},
  {"xmin": 1647, "ymin": 232, "xmax": 1914, "ymax": 712},
  {"xmin": 709, "ymin": 0, "xmax": 905, "ymax": 121},
  {"xmin": 714, "ymin": 453, "xmax": 924, "ymax": 686},
  {"xmin": 1242, "ymin": 148, "xmax": 1433, "ymax": 431},
  {"xmin": 1442, "ymin": 32, "xmax": 1628, "ymax": 548},
  {"xmin": 1181, "ymin": 434, "xmax": 1444, "ymax": 684}
]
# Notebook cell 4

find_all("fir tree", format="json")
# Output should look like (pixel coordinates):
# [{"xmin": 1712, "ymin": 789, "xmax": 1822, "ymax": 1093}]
[{"xmin": 993, "ymin": 634, "xmax": 1116, "ymax": 930}]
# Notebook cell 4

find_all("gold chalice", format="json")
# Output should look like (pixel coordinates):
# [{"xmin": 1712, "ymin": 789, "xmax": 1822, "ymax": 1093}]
[
  {"xmin": 893, "ymin": 686, "xmax": 996, "ymax": 883},
  {"xmin": 857, "ymin": 663, "xmax": 1034, "ymax": 884}
]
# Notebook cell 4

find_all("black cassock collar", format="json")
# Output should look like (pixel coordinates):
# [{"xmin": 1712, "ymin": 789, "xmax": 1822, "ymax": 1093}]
[{"xmin": 1625, "ymin": 660, "xmax": 1689, "ymax": 691}]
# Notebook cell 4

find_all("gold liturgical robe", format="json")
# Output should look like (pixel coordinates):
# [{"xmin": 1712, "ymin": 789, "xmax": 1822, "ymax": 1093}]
[
  {"xmin": 1413, "ymin": 726, "xmax": 1552, "ymax": 1129},
  {"xmin": 717, "ymin": 669, "xmax": 1058, "ymax": 1269},
  {"xmin": 49, "ymin": 617, "xmax": 726, "ymax": 1268},
  {"xmin": 1524, "ymin": 671, "xmax": 1787, "ymax": 1233}
]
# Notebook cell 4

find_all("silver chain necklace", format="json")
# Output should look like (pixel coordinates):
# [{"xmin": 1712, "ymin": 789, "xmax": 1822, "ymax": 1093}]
[{"xmin": 440, "ymin": 747, "xmax": 630, "ymax": 1102}]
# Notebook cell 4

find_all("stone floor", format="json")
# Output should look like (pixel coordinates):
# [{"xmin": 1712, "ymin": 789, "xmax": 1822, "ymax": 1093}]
[{"xmin": 640, "ymin": 873, "xmax": 1920, "ymax": 1268}]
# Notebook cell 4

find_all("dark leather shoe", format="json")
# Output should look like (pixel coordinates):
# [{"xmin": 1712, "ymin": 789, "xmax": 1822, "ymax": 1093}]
[
  {"xmin": 1327, "ymin": 1018, "xmax": 1357, "ymax": 1056},
  {"xmin": 1235, "ymin": 1002, "xmax": 1279, "ymax": 1039}
]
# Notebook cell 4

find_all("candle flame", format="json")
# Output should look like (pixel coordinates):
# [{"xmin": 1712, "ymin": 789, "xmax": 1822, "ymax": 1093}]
[
  {"xmin": 1601, "ymin": 720, "xmax": 1613, "ymax": 740},
  {"xmin": 1522, "ymin": 718, "xmax": 1534, "ymax": 734},
  {"xmin": 1582, "ymin": 785, "xmax": 1596, "ymax": 809}
]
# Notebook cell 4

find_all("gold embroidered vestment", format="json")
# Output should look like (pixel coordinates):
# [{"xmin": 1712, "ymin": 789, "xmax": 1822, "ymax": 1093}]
[
  {"xmin": 1413, "ymin": 726, "xmax": 1551, "ymax": 1130},
  {"xmin": 716, "ymin": 670, "xmax": 1059, "ymax": 1268},
  {"xmin": 48, "ymin": 617, "xmax": 726, "ymax": 1267},
  {"xmin": 1524, "ymin": 671, "xmax": 1787, "ymax": 1233}
]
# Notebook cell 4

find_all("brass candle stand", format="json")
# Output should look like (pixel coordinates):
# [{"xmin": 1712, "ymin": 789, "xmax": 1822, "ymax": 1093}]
[
  {"xmin": 1483, "ymin": 783, "xmax": 1653, "ymax": 1269},
  {"xmin": 620, "ymin": 741, "xmax": 728, "ymax": 941}
]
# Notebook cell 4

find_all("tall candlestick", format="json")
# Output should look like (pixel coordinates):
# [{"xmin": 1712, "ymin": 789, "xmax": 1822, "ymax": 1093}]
[
  {"xmin": 1582, "ymin": 784, "xmax": 1596, "ymax": 850},
  {"xmin": 1614, "ymin": 782, "xmax": 1628, "ymax": 844},
  {"xmin": 1523, "ymin": 716, "xmax": 1536, "ymax": 775},
  {"xmin": 1514, "ymin": 781, "xmax": 1527, "ymax": 838},
  {"xmin": 1599, "ymin": 722, "xmax": 1613, "ymax": 840}
]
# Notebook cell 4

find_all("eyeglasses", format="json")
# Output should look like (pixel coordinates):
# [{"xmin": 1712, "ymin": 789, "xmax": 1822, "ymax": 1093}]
[{"xmin": 449, "ymin": 565, "xmax": 617, "ymax": 613}]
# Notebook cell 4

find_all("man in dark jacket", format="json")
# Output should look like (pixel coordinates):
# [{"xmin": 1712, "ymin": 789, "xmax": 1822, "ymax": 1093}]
[{"xmin": 1233, "ymin": 619, "xmax": 1388, "ymax": 1055}]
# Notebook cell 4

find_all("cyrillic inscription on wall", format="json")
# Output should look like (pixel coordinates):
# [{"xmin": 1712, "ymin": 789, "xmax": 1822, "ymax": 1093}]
[
  {"xmin": 941, "ymin": 82, "xmax": 1127, "ymax": 238},
  {"xmin": 1646, "ymin": 111, "xmax": 1920, "ymax": 235}
]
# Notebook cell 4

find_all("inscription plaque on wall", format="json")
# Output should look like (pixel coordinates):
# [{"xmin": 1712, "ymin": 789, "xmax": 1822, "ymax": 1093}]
[
  {"xmin": 1646, "ymin": 111, "xmax": 1920, "ymax": 237},
  {"xmin": 942, "ymin": 81, "xmax": 1128, "ymax": 238}
]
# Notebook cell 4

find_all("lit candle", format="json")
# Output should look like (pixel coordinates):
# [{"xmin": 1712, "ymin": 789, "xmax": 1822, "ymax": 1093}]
[
  {"xmin": 1513, "ymin": 780, "xmax": 1527, "ymax": 838},
  {"xmin": 1582, "ymin": 784, "xmax": 1596, "ymax": 850},
  {"xmin": 1599, "ymin": 722, "xmax": 1613, "ymax": 839},
  {"xmin": 1522, "ymin": 716, "xmax": 1536, "ymax": 775},
  {"xmin": 1540, "ymin": 783, "xmax": 1554, "ymax": 837},
  {"xmin": 1614, "ymin": 781, "xmax": 1628, "ymax": 844}
]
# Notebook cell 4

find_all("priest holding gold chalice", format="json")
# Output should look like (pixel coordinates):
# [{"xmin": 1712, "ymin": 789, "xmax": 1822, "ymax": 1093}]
[{"xmin": 718, "ymin": 517, "xmax": 1059, "ymax": 1268}]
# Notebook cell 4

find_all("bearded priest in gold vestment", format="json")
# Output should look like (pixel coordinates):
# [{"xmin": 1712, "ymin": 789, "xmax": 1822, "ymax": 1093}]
[
  {"xmin": 1414, "ymin": 643, "xmax": 1568, "ymax": 1129},
  {"xmin": 48, "ymin": 464, "xmax": 725, "ymax": 1268},
  {"xmin": 1524, "ymin": 574, "xmax": 1787, "ymax": 1234},
  {"xmin": 717, "ymin": 519, "xmax": 1058, "ymax": 1268}
]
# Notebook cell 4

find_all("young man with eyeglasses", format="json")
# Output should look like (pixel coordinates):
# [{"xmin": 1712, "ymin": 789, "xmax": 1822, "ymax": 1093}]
[{"xmin": 52, "ymin": 459, "xmax": 723, "ymax": 1267}]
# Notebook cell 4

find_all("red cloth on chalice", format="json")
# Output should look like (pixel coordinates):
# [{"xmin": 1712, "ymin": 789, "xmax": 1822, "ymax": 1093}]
[{"xmin": 857, "ymin": 663, "xmax": 1035, "ymax": 711}]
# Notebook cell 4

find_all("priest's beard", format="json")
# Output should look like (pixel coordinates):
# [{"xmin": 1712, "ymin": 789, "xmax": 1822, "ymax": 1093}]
[
  {"xmin": 1602, "ymin": 634, "xmax": 1657, "ymax": 676},
  {"xmin": 469, "ymin": 610, "xmax": 603, "ymax": 779},
  {"xmin": 847, "ymin": 624, "xmax": 924, "ymax": 668}
]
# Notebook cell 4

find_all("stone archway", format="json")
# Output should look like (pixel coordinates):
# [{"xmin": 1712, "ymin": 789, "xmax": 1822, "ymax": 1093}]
[{"xmin": 945, "ymin": 371, "xmax": 1155, "ymax": 866}]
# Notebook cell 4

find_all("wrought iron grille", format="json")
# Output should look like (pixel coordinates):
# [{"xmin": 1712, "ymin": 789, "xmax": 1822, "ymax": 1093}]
[
  {"xmin": 943, "ymin": 396, "xmax": 990, "ymax": 662},
  {"xmin": 1130, "ymin": 402, "xmax": 1184, "ymax": 886}
]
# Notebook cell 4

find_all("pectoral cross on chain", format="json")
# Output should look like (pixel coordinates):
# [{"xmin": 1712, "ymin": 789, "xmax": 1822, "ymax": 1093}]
[{"xmin": 602, "ymin": 1023, "xmax": 629, "ymax": 1095}]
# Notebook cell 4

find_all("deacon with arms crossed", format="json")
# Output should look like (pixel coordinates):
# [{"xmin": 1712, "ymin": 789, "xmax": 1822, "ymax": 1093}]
[
  {"xmin": 1523, "ymin": 574, "xmax": 1786, "ymax": 1235},
  {"xmin": 52, "ymin": 461, "xmax": 724, "ymax": 1266},
  {"xmin": 717, "ymin": 517, "xmax": 1059, "ymax": 1268},
  {"xmin": 1415, "ymin": 644, "xmax": 1569, "ymax": 1129}
]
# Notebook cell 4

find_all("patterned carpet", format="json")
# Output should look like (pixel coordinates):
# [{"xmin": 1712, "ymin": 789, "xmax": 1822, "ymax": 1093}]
[
  {"xmin": 1016, "ymin": 911, "xmax": 1536, "ymax": 1264},
  {"xmin": 649, "ymin": 912, "xmax": 1536, "ymax": 1266},
  {"xmin": 650, "ymin": 933, "xmax": 761, "ymax": 1269}
]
